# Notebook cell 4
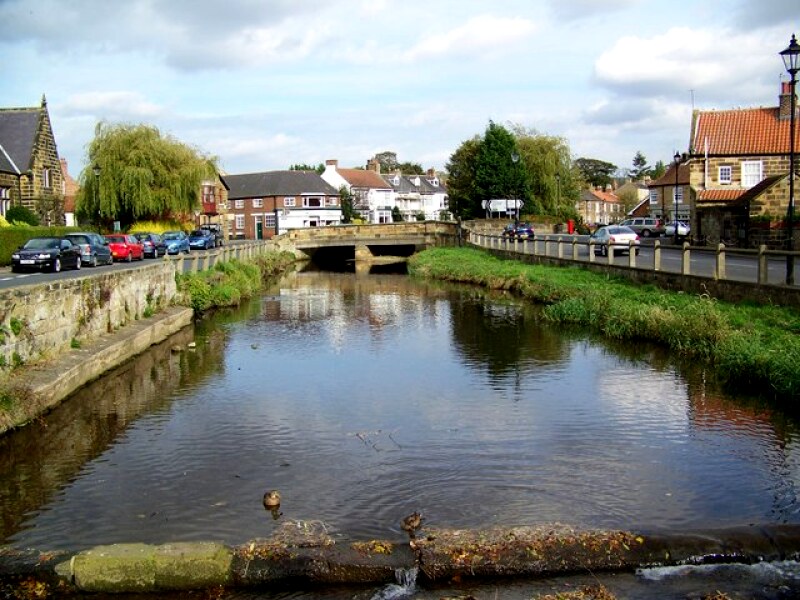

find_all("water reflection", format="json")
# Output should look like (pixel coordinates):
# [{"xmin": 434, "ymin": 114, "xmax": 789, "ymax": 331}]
[{"xmin": 1, "ymin": 269, "xmax": 799, "ymax": 553}]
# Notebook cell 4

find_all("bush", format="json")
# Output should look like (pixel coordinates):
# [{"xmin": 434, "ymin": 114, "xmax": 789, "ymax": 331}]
[{"xmin": 6, "ymin": 205, "xmax": 39, "ymax": 226}]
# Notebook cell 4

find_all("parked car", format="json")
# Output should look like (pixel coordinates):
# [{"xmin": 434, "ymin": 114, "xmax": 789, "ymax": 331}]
[
  {"xmin": 618, "ymin": 217, "xmax": 664, "ymax": 238},
  {"xmin": 162, "ymin": 230, "xmax": 190, "ymax": 255},
  {"xmin": 65, "ymin": 232, "xmax": 113, "ymax": 267},
  {"xmin": 11, "ymin": 237, "xmax": 83, "ymax": 272},
  {"xmin": 105, "ymin": 234, "xmax": 144, "ymax": 262},
  {"xmin": 590, "ymin": 225, "xmax": 641, "ymax": 256},
  {"xmin": 664, "ymin": 221, "xmax": 691, "ymax": 238},
  {"xmin": 199, "ymin": 224, "xmax": 223, "ymax": 246},
  {"xmin": 501, "ymin": 223, "xmax": 535, "ymax": 240},
  {"xmin": 135, "ymin": 232, "xmax": 166, "ymax": 258},
  {"xmin": 188, "ymin": 229, "xmax": 216, "ymax": 250}
]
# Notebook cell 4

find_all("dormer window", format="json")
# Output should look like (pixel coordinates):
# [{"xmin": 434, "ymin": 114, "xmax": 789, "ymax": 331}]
[
  {"xmin": 392, "ymin": 176, "xmax": 400, "ymax": 185},
  {"xmin": 430, "ymin": 177, "xmax": 439, "ymax": 187},
  {"xmin": 413, "ymin": 176, "xmax": 420, "ymax": 186}
]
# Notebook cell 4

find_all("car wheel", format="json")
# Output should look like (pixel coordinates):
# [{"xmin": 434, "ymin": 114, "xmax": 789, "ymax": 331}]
[
  {"xmin": 75, "ymin": 256, "xmax": 81, "ymax": 270},
  {"xmin": 53, "ymin": 258, "xmax": 62, "ymax": 273},
  {"xmin": 126, "ymin": 251, "xmax": 132, "ymax": 262},
  {"xmin": 11, "ymin": 265, "xmax": 19, "ymax": 273},
  {"xmin": 89, "ymin": 253, "xmax": 97, "ymax": 267},
  {"xmin": 641, "ymin": 229, "xmax": 651, "ymax": 237}
]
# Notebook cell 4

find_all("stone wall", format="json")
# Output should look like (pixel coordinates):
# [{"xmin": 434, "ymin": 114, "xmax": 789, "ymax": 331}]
[{"xmin": 0, "ymin": 261, "xmax": 180, "ymax": 368}]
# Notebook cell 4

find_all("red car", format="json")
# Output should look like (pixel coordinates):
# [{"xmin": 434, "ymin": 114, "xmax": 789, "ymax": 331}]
[{"xmin": 104, "ymin": 234, "xmax": 144, "ymax": 262}]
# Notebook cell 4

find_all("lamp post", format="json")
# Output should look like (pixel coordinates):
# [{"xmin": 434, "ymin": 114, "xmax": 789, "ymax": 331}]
[
  {"xmin": 673, "ymin": 151, "xmax": 682, "ymax": 245},
  {"xmin": 781, "ymin": 33, "xmax": 799, "ymax": 285},
  {"xmin": 511, "ymin": 151, "xmax": 520, "ymax": 225},
  {"xmin": 93, "ymin": 163, "xmax": 101, "ymax": 224}
]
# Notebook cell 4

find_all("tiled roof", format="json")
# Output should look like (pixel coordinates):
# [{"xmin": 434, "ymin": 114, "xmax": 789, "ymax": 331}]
[
  {"xmin": 582, "ymin": 188, "xmax": 619, "ymax": 203},
  {"xmin": 649, "ymin": 163, "xmax": 690, "ymax": 187},
  {"xmin": 0, "ymin": 107, "xmax": 40, "ymax": 174},
  {"xmin": 338, "ymin": 168, "xmax": 391, "ymax": 190},
  {"xmin": 224, "ymin": 171, "xmax": 338, "ymax": 199},
  {"xmin": 697, "ymin": 189, "xmax": 746, "ymax": 202},
  {"xmin": 692, "ymin": 107, "xmax": 800, "ymax": 155}
]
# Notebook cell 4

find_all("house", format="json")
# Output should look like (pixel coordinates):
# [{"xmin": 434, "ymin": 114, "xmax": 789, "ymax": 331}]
[
  {"xmin": 647, "ymin": 162, "xmax": 690, "ymax": 224},
  {"xmin": 577, "ymin": 187, "xmax": 622, "ymax": 225},
  {"xmin": 222, "ymin": 170, "xmax": 341, "ymax": 239},
  {"xmin": 60, "ymin": 158, "xmax": 79, "ymax": 226},
  {"xmin": 0, "ymin": 96, "xmax": 63, "ymax": 223},
  {"xmin": 198, "ymin": 174, "xmax": 230, "ymax": 240},
  {"xmin": 616, "ymin": 178, "xmax": 651, "ymax": 215},
  {"xmin": 686, "ymin": 81, "xmax": 799, "ymax": 247},
  {"xmin": 382, "ymin": 168, "xmax": 448, "ymax": 221},
  {"xmin": 321, "ymin": 159, "xmax": 394, "ymax": 223}
]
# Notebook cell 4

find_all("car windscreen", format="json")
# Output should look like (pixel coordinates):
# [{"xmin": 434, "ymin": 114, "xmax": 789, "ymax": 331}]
[
  {"xmin": 66, "ymin": 235, "xmax": 90, "ymax": 244},
  {"xmin": 106, "ymin": 236, "xmax": 125, "ymax": 243},
  {"xmin": 23, "ymin": 238, "xmax": 60, "ymax": 249}
]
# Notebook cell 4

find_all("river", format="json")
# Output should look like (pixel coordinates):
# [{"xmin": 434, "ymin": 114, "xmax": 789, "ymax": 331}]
[{"xmin": 2, "ymin": 266, "xmax": 800, "ymax": 598}]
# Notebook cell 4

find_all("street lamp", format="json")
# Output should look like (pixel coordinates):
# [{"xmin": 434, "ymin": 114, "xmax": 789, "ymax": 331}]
[
  {"xmin": 673, "ymin": 151, "xmax": 682, "ymax": 245},
  {"xmin": 781, "ymin": 33, "xmax": 799, "ymax": 285},
  {"xmin": 511, "ymin": 152, "xmax": 520, "ymax": 225},
  {"xmin": 93, "ymin": 163, "xmax": 101, "ymax": 224}
]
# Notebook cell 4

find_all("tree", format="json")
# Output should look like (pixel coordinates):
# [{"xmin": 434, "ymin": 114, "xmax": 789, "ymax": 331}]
[
  {"xmin": 338, "ymin": 186, "xmax": 357, "ymax": 223},
  {"xmin": 290, "ymin": 163, "xmax": 324, "ymax": 174},
  {"xmin": 6, "ymin": 205, "xmax": 39, "ymax": 226},
  {"xmin": 511, "ymin": 124, "xmax": 579, "ymax": 219},
  {"xmin": 375, "ymin": 151, "xmax": 398, "ymax": 173},
  {"xmin": 630, "ymin": 151, "xmax": 650, "ymax": 180},
  {"xmin": 391, "ymin": 206, "xmax": 403, "ymax": 222},
  {"xmin": 76, "ymin": 122, "xmax": 217, "ymax": 229},
  {"xmin": 397, "ymin": 161, "xmax": 424, "ymax": 175},
  {"xmin": 474, "ymin": 121, "xmax": 527, "ymax": 217},
  {"xmin": 445, "ymin": 136, "xmax": 482, "ymax": 220},
  {"xmin": 651, "ymin": 160, "xmax": 666, "ymax": 179},
  {"xmin": 574, "ymin": 157, "xmax": 617, "ymax": 188}
]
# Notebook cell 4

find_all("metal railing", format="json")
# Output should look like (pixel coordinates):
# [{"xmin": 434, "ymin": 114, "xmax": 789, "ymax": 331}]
[{"xmin": 469, "ymin": 232, "xmax": 799, "ymax": 287}]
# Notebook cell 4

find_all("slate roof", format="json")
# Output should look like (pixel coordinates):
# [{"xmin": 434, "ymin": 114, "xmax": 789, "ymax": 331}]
[
  {"xmin": 382, "ymin": 173, "xmax": 441, "ymax": 194},
  {"xmin": 223, "ymin": 171, "xmax": 338, "ymax": 199},
  {"xmin": 691, "ymin": 107, "xmax": 800, "ymax": 156},
  {"xmin": 0, "ymin": 107, "xmax": 40, "ymax": 174}
]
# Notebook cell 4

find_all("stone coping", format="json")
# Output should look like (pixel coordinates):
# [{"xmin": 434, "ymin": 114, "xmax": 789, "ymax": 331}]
[{"xmin": 2, "ymin": 523, "xmax": 800, "ymax": 595}]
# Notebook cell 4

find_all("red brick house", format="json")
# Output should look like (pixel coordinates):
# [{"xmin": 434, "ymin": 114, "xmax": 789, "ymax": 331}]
[
  {"xmin": 222, "ymin": 170, "xmax": 341, "ymax": 239},
  {"xmin": 686, "ymin": 82, "xmax": 799, "ymax": 247},
  {"xmin": 0, "ymin": 96, "xmax": 63, "ymax": 223},
  {"xmin": 647, "ymin": 162, "xmax": 690, "ymax": 224}
]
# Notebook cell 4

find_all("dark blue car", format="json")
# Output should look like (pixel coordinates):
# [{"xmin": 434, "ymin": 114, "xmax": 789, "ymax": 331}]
[
  {"xmin": 162, "ymin": 231, "xmax": 190, "ymax": 255},
  {"xmin": 188, "ymin": 229, "xmax": 215, "ymax": 250}
]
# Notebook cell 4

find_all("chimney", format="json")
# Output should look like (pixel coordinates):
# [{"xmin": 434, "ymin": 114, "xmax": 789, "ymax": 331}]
[
  {"xmin": 367, "ymin": 159, "xmax": 380, "ymax": 174},
  {"xmin": 325, "ymin": 159, "xmax": 338, "ymax": 168},
  {"xmin": 779, "ymin": 81, "xmax": 797, "ymax": 120},
  {"xmin": 427, "ymin": 168, "xmax": 436, "ymax": 178}
]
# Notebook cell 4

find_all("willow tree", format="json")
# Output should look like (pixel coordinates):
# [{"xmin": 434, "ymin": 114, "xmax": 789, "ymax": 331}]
[{"xmin": 76, "ymin": 122, "xmax": 217, "ymax": 229}]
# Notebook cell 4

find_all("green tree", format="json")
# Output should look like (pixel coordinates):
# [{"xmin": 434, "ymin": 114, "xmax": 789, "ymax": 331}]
[
  {"xmin": 512, "ymin": 124, "xmax": 579, "ymax": 219},
  {"xmin": 474, "ymin": 121, "xmax": 527, "ymax": 216},
  {"xmin": 6, "ymin": 205, "xmax": 39, "ymax": 226},
  {"xmin": 76, "ymin": 122, "xmax": 217, "ymax": 229},
  {"xmin": 630, "ymin": 151, "xmax": 650, "ymax": 180},
  {"xmin": 397, "ymin": 161, "xmax": 424, "ymax": 175},
  {"xmin": 375, "ymin": 151, "xmax": 398, "ymax": 173},
  {"xmin": 445, "ymin": 136, "xmax": 482, "ymax": 220},
  {"xmin": 391, "ymin": 206, "xmax": 403, "ymax": 222},
  {"xmin": 651, "ymin": 160, "xmax": 666, "ymax": 179},
  {"xmin": 339, "ymin": 185, "xmax": 357, "ymax": 223},
  {"xmin": 289, "ymin": 163, "xmax": 324, "ymax": 174},
  {"xmin": 574, "ymin": 157, "xmax": 617, "ymax": 188}
]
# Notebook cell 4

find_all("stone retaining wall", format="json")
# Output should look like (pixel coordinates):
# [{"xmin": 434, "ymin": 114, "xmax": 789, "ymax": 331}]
[{"xmin": 0, "ymin": 261, "xmax": 179, "ymax": 368}]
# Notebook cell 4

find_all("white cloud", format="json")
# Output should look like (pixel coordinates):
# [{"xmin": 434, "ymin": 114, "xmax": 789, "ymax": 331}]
[
  {"xmin": 59, "ymin": 92, "xmax": 165, "ymax": 120},
  {"xmin": 402, "ymin": 15, "xmax": 537, "ymax": 62}
]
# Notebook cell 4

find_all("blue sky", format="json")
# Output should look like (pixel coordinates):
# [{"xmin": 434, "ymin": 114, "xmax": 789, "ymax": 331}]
[{"xmin": 0, "ymin": 0, "xmax": 796, "ymax": 181}]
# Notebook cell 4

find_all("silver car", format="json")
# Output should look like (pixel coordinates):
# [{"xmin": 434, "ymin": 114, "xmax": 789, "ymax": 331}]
[{"xmin": 590, "ymin": 225, "xmax": 641, "ymax": 256}]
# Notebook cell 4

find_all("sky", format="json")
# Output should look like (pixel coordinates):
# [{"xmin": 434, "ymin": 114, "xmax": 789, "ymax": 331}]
[{"xmin": 0, "ymin": 0, "xmax": 797, "ymax": 181}]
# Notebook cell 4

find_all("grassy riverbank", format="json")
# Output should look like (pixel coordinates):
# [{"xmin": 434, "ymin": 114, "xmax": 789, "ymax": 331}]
[
  {"xmin": 409, "ymin": 247, "xmax": 800, "ymax": 401},
  {"xmin": 177, "ymin": 251, "xmax": 296, "ymax": 312}
]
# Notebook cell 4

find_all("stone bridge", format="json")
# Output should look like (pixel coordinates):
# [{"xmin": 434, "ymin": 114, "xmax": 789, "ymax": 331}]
[{"xmin": 275, "ymin": 221, "xmax": 459, "ymax": 262}]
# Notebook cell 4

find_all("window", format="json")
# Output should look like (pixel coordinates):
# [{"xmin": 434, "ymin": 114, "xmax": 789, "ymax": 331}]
[
  {"xmin": 742, "ymin": 161, "xmax": 763, "ymax": 187},
  {"xmin": 649, "ymin": 189, "xmax": 658, "ymax": 204},
  {"xmin": 719, "ymin": 165, "xmax": 732, "ymax": 184},
  {"xmin": 234, "ymin": 199, "xmax": 244, "ymax": 209},
  {"xmin": 42, "ymin": 168, "xmax": 51, "ymax": 189},
  {"xmin": 253, "ymin": 198, "xmax": 263, "ymax": 208},
  {"xmin": 326, "ymin": 197, "xmax": 338, "ymax": 207},
  {"xmin": 235, "ymin": 214, "xmax": 245, "ymax": 230},
  {"xmin": 284, "ymin": 197, "xmax": 296, "ymax": 207},
  {"xmin": 202, "ymin": 185, "xmax": 216, "ymax": 202},
  {"xmin": 673, "ymin": 184, "xmax": 683, "ymax": 203},
  {"xmin": 265, "ymin": 213, "xmax": 276, "ymax": 228},
  {"xmin": 0, "ymin": 187, "xmax": 9, "ymax": 217},
  {"xmin": 303, "ymin": 197, "xmax": 322, "ymax": 208}
]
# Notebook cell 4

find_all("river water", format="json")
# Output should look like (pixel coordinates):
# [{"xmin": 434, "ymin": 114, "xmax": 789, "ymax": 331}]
[{"xmin": 2, "ymin": 266, "xmax": 800, "ymax": 597}]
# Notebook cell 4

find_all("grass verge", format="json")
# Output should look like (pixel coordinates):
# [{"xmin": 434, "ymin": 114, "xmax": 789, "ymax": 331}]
[
  {"xmin": 409, "ymin": 247, "xmax": 800, "ymax": 402},
  {"xmin": 177, "ymin": 251, "xmax": 296, "ymax": 313}
]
